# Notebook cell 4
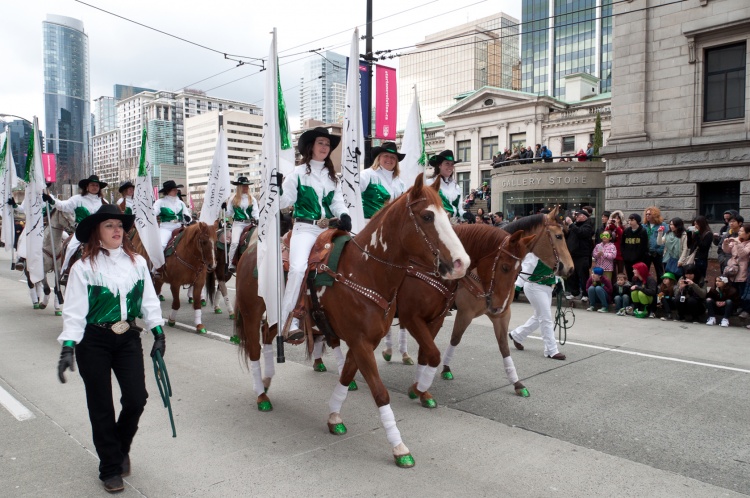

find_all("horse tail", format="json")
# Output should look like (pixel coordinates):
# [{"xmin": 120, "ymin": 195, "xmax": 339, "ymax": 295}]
[
  {"xmin": 205, "ymin": 269, "xmax": 216, "ymax": 307},
  {"xmin": 234, "ymin": 308, "xmax": 250, "ymax": 368}
]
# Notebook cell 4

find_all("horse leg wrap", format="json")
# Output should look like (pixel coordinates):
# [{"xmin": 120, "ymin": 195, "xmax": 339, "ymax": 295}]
[
  {"xmin": 194, "ymin": 309, "xmax": 202, "ymax": 326},
  {"xmin": 503, "ymin": 356, "xmax": 519, "ymax": 384},
  {"xmin": 28, "ymin": 287, "xmax": 38, "ymax": 305},
  {"xmin": 169, "ymin": 309, "xmax": 178, "ymax": 322},
  {"xmin": 333, "ymin": 346, "xmax": 345, "ymax": 375},
  {"xmin": 312, "ymin": 336, "xmax": 324, "ymax": 359},
  {"xmin": 378, "ymin": 404, "xmax": 403, "ymax": 448},
  {"xmin": 263, "ymin": 344, "xmax": 275, "ymax": 379},
  {"xmin": 398, "ymin": 328, "xmax": 409, "ymax": 354},
  {"xmin": 250, "ymin": 360, "xmax": 265, "ymax": 396},
  {"xmin": 442, "ymin": 344, "xmax": 456, "ymax": 368},
  {"xmin": 328, "ymin": 382, "xmax": 349, "ymax": 415},
  {"xmin": 384, "ymin": 329, "xmax": 394, "ymax": 349},
  {"xmin": 414, "ymin": 363, "xmax": 426, "ymax": 384},
  {"xmin": 416, "ymin": 365, "xmax": 438, "ymax": 393},
  {"xmin": 224, "ymin": 294, "xmax": 233, "ymax": 314}
]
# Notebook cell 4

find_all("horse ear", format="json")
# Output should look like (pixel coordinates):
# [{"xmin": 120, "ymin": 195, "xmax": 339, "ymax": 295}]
[
  {"xmin": 412, "ymin": 172, "xmax": 424, "ymax": 196},
  {"xmin": 213, "ymin": 219, "xmax": 219, "ymax": 229},
  {"xmin": 521, "ymin": 233, "xmax": 538, "ymax": 250}
]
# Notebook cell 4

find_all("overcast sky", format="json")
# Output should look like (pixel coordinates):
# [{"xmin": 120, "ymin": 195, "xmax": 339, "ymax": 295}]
[{"xmin": 2, "ymin": 0, "xmax": 522, "ymax": 131}]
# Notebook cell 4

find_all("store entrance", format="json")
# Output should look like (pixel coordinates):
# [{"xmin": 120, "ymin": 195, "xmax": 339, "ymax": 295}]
[{"xmin": 501, "ymin": 188, "xmax": 603, "ymax": 220}]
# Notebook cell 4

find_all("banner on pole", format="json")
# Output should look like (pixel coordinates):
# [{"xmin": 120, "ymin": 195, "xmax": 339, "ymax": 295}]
[
  {"xmin": 198, "ymin": 127, "xmax": 231, "ymax": 224},
  {"xmin": 42, "ymin": 153, "xmax": 56, "ymax": 183},
  {"xmin": 375, "ymin": 65, "xmax": 397, "ymax": 140},
  {"xmin": 0, "ymin": 129, "xmax": 19, "ymax": 251},
  {"xmin": 23, "ymin": 118, "xmax": 46, "ymax": 283}
]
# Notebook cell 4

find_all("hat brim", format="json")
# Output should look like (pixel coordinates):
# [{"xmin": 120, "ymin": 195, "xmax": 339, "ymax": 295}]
[
  {"xmin": 118, "ymin": 182, "xmax": 135, "ymax": 193},
  {"xmin": 79, "ymin": 179, "xmax": 108, "ymax": 189},
  {"xmin": 428, "ymin": 155, "xmax": 462, "ymax": 167},
  {"xmin": 371, "ymin": 146, "xmax": 406, "ymax": 162},
  {"xmin": 297, "ymin": 129, "xmax": 341, "ymax": 154},
  {"xmin": 75, "ymin": 212, "xmax": 135, "ymax": 243},
  {"xmin": 230, "ymin": 180, "xmax": 253, "ymax": 186},
  {"xmin": 159, "ymin": 184, "xmax": 184, "ymax": 194}
]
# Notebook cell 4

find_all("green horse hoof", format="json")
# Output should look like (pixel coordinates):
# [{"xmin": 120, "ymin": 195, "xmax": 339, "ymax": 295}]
[
  {"xmin": 402, "ymin": 355, "xmax": 414, "ymax": 366},
  {"xmin": 55, "ymin": 310, "xmax": 63, "ymax": 316},
  {"xmin": 33, "ymin": 303, "xmax": 40, "ymax": 310},
  {"xmin": 441, "ymin": 371, "xmax": 454, "ymax": 380},
  {"xmin": 188, "ymin": 297, "xmax": 194, "ymax": 303},
  {"xmin": 201, "ymin": 299, "xmax": 207, "ymax": 307},
  {"xmin": 197, "ymin": 327, "xmax": 207, "ymax": 334},
  {"xmin": 313, "ymin": 362, "xmax": 327, "ymax": 372},
  {"xmin": 382, "ymin": 350, "xmax": 392, "ymax": 362},
  {"xmin": 229, "ymin": 314, "xmax": 235, "ymax": 319},
  {"xmin": 517, "ymin": 387, "xmax": 530, "ymax": 398},
  {"xmin": 328, "ymin": 422, "xmax": 347, "ymax": 435},
  {"xmin": 408, "ymin": 388, "xmax": 418, "ymax": 400},
  {"xmin": 394, "ymin": 453, "xmax": 415, "ymax": 468},
  {"xmin": 214, "ymin": 308, "xmax": 223, "ymax": 314},
  {"xmin": 229, "ymin": 335, "xmax": 240, "ymax": 345},
  {"xmin": 421, "ymin": 398, "xmax": 437, "ymax": 409},
  {"xmin": 159, "ymin": 295, "xmax": 165, "ymax": 302},
  {"xmin": 257, "ymin": 400, "xmax": 273, "ymax": 412},
  {"xmin": 348, "ymin": 381, "xmax": 358, "ymax": 391},
  {"xmin": 167, "ymin": 320, "xmax": 176, "ymax": 327}
]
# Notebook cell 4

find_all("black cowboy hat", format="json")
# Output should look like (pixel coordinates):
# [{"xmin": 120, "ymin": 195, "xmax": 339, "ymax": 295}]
[
  {"xmin": 371, "ymin": 142, "xmax": 406, "ymax": 162},
  {"xmin": 297, "ymin": 127, "xmax": 341, "ymax": 154},
  {"xmin": 78, "ymin": 174, "xmax": 108, "ymax": 190},
  {"xmin": 230, "ymin": 176, "xmax": 253, "ymax": 186},
  {"xmin": 428, "ymin": 150, "xmax": 462, "ymax": 167},
  {"xmin": 118, "ymin": 180, "xmax": 135, "ymax": 193},
  {"xmin": 75, "ymin": 204, "xmax": 135, "ymax": 243},
  {"xmin": 159, "ymin": 180, "xmax": 184, "ymax": 194}
]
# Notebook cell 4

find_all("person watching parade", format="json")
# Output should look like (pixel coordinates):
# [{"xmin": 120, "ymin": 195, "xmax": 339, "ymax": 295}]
[
  {"xmin": 56, "ymin": 204, "xmax": 165, "ymax": 493},
  {"xmin": 152, "ymin": 180, "xmax": 191, "ymax": 252},
  {"xmin": 426, "ymin": 150, "xmax": 464, "ymax": 221},
  {"xmin": 117, "ymin": 181, "xmax": 135, "ymax": 215},
  {"xmin": 279, "ymin": 127, "xmax": 351, "ymax": 342},
  {"xmin": 224, "ymin": 176, "xmax": 258, "ymax": 273}
]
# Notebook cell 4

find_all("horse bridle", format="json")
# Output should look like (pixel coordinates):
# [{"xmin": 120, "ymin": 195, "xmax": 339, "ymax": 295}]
[
  {"xmin": 466, "ymin": 234, "xmax": 523, "ymax": 314},
  {"xmin": 173, "ymin": 227, "xmax": 215, "ymax": 287},
  {"xmin": 518, "ymin": 217, "xmax": 562, "ymax": 277}
]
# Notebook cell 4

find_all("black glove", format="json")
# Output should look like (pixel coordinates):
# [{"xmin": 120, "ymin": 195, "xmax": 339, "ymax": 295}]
[
  {"xmin": 58, "ymin": 345, "xmax": 75, "ymax": 383},
  {"xmin": 183, "ymin": 214, "xmax": 192, "ymax": 223},
  {"xmin": 337, "ymin": 213, "xmax": 352, "ymax": 232},
  {"xmin": 221, "ymin": 202, "xmax": 227, "ymax": 210},
  {"xmin": 150, "ymin": 326, "xmax": 166, "ymax": 358},
  {"xmin": 42, "ymin": 193, "xmax": 54, "ymax": 204},
  {"xmin": 7, "ymin": 197, "xmax": 17, "ymax": 208}
]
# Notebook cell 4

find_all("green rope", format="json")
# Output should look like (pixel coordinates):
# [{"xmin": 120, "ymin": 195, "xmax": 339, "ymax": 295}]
[
  {"xmin": 553, "ymin": 280, "xmax": 575, "ymax": 345},
  {"xmin": 152, "ymin": 350, "xmax": 176, "ymax": 437}
]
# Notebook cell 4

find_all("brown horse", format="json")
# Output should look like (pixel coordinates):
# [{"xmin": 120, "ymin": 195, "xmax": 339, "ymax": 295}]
[
  {"xmin": 439, "ymin": 208, "xmax": 574, "ymax": 395},
  {"xmin": 206, "ymin": 227, "xmax": 236, "ymax": 321},
  {"xmin": 235, "ymin": 173, "xmax": 470, "ymax": 468},
  {"xmin": 153, "ymin": 221, "xmax": 218, "ymax": 333}
]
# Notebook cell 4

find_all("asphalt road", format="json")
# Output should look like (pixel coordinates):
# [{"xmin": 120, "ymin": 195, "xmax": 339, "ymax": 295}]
[{"xmin": 0, "ymin": 251, "xmax": 748, "ymax": 497}]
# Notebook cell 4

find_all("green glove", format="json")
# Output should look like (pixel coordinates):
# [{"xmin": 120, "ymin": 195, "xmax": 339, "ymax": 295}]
[{"xmin": 151, "ymin": 326, "xmax": 165, "ymax": 358}]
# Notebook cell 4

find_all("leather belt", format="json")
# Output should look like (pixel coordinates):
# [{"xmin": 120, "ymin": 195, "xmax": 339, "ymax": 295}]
[
  {"xmin": 295, "ymin": 218, "xmax": 332, "ymax": 229},
  {"xmin": 90, "ymin": 320, "xmax": 138, "ymax": 335}
]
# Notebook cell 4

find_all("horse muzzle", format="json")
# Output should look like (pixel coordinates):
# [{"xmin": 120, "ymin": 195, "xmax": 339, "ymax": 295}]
[{"xmin": 438, "ymin": 257, "xmax": 467, "ymax": 280}]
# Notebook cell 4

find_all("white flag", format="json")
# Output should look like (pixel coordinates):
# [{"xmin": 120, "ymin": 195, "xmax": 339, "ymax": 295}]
[
  {"xmin": 340, "ymin": 28, "xmax": 366, "ymax": 233},
  {"xmin": 400, "ymin": 86, "xmax": 427, "ymax": 188},
  {"xmin": 199, "ymin": 127, "xmax": 231, "ymax": 224},
  {"xmin": 23, "ymin": 117, "xmax": 46, "ymax": 284},
  {"xmin": 134, "ymin": 128, "xmax": 165, "ymax": 268},
  {"xmin": 257, "ymin": 28, "xmax": 294, "ymax": 327},
  {"xmin": 0, "ymin": 128, "xmax": 18, "ymax": 251}
]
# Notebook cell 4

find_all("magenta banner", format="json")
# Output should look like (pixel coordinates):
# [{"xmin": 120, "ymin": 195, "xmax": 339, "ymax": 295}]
[
  {"xmin": 41, "ymin": 153, "xmax": 56, "ymax": 183},
  {"xmin": 375, "ymin": 65, "xmax": 397, "ymax": 140}
]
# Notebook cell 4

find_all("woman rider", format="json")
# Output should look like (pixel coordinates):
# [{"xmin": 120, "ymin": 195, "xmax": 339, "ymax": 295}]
[
  {"xmin": 426, "ymin": 150, "xmax": 464, "ymax": 222},
  {"xmin": 280, "ymin": 127, "xmax": 351, "ymax": 342},
  {"xmin": 117, "ymin": 181, "xmax": 135, "ymax": 215},
  {"xmin": 152, "ymin": 180, "xmax": 191, "ymax": 253},
  {"xmin": 225, "ymin": 176, "xmax": 258, "ymax": 273}
]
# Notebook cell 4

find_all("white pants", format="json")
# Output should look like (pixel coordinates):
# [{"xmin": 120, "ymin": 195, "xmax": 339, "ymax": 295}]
[
  {"xmin": 511, "ymin": 281, "xmax": 559, "ymax": 357},
  {"xmin": 281, "ymin": 222, "xmax": 324, "ymax": 324},
  {"xmin": 16, "ymin": 229, "xmax": 27, "ymax": 259},
  {"xmin": 160, "ymin": 222, "xmax": 181, "ymax": 251},
  {"xmin": 229, "ymin": 221, "xmax": 249, "ymax": 265},
  {"xmin": 62, "ymin": 233, "xmax": 81, "ymax": 272}
]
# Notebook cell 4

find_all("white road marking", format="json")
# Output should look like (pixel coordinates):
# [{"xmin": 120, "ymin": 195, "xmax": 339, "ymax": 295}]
[
  {"xmin": 0, "ymin": 385, "xmax": 36, "ymax": 421},
  {"xmin": 172, "ymin": 321, "xmax": 232, "ymax": 341}
]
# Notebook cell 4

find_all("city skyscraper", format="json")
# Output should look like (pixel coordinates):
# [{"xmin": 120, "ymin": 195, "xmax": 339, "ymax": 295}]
[
  {"xmin": 43, "ymin": 14, "xmax": 91, "ymax": 191},
  {"xmin": 299, "ymin": 51, "xmax": 348, "ymax": 128},
  {"xmin": 521, "ymin": 0, "xmax": 612, "ymax": 99}
]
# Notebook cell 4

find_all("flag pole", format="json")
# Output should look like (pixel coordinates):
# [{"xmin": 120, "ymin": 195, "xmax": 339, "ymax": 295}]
[{"xmin": 272, "ymin": 28, "xmax": 286, "ymax": 364}]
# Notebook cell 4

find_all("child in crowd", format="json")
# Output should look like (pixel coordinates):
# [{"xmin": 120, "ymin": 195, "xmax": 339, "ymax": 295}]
[
  {"xmin": 585, "ymin": 267, "xmax": 613, "ymax": 312},
  {"xmin": 674, "ymin": 264, "xmax": 707, "ymax": 323},
  {"xmin": 630, "ymin": 262, "xmax": 657, "ymax": 318},
  {"xmin": 592, "ymin": 231, "xmax": 617, "ymax": 281},
  {"xmin": 705, "ymin": 276, "xmax": 738, "ymax": 327},
  {"xmin": 613, "ymin": 273, "xmax": 631, "ymax": 316},
  {"xmin": 658, "ymin": 272, "xmax": 678, "ymax": 321}
]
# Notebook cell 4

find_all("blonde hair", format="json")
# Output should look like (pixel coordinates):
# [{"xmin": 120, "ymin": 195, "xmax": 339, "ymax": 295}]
[
  {"xmin": 371, "ymin": 154, "xmax": 400, "ymax": 177},
  {"xmin": 232, "ymin": 185, "xmax": 249, "ymax": 207}
]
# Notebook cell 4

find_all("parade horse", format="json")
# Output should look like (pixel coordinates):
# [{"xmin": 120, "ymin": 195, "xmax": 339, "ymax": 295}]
[
  {"xmin": 23, "ymin": 208, "xmax": 75, "ymax": 315},
  {"xmin": 207, "ymin": 226, "xmax": 235, "ymax": 319},
  {"xmin": 152, "ymin": 221, "xmax": 218, "ymax": 333},
  {"xmin": 439, "ymin": 208, "xmax": 574, "ymax": 396},
  {"xmin": 234, "ymin": 174, "xmax": 470, "ymax": 467}
]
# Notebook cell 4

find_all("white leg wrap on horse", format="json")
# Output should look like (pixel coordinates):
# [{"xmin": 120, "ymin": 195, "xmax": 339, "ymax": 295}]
[
  {"xmin": 398, "ymin": 328, "xmax": 408, "ymax": 354},
  {"xmin": 384, "ymin": 329, "xmax": 394, "ymax": 349},
  {"xmin": 169, "ymin": 309, "xmax": 178, "ymax": 321},
  {"xmin": 250, "ymin": 360, "xmax": 265, "ymax": 396},
  {"xmin": 442, "ymin": 344, "xmax": 456, "ymax": 367},
  {"xmin": 224, "ymin": 294, "xmax": 233, "ymax": 313},
  {"xmin": 328, "ymin": 382, "xmax": 349, "ymax": 415},
  {"xmin": 378, "ymin": 404, "xmax": 403, "ymax": 448},
  {"xmin": 312, "ymin": 338, "xmax": 324, "ymax": 359},
  {"xmin": 28, "ymin": 287, "xmax": 38, "ymax": 304},
  {"xmin": 417, "ymin": 365, "xmax": 438, "ymax": 393},
  {"xmin": 503, "ymin": 356, "xmax": 519, "ymax": 384},
  {"xmin": 333, "ymin": 346, "xmax": 345, "ymax": 375},
  {"xmin": 414, "ymin": 363, "xmax": 426, "ymax": 384},
  {"xmin": 263, "ymin": 344, "xmax": 275, "ymax": 379},
  {"xmin": 194, "ymin": 309, "xmax": 202, "ymax": 326}
]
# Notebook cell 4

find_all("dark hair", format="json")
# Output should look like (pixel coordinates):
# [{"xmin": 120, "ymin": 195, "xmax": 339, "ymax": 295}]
[
  {"xmin": 682, "ymin": 264, "xmax": 696, "ymax": 275},
  {"xmin": 476, "ymin": 208, "xmax": 485, "ymax": 216},
  {"xmin": 732, "ymin": 214, "xmax": 745, "ymax": 224},
  {"xmin": 670, "ymin": 217, "xmax": 685, "ymax": 238},
  {"xmin": 80, "ymin": 185, "xmax": 104, "ymax": 197},
  {"xmin": 693, "ymin": 215, "xmax": 710, "ymax": 234},
  {"xmin": 602, "ymin": 210, "xmax": 611, "ymax": 217},
  {"xmin": 300, "ymin": 144, "xmax": 337, "ymax": 184},
  {"xmin": 741, "ymin": 223, "xmax": 750, "ymax": 235},
  {"xmin": 82, "ymin": 222, "xmax": 137, "ymax": 265}
]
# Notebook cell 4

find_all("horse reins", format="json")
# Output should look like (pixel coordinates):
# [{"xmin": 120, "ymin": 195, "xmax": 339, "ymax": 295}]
[{"xmin": 172, "ymin": 228, "xmax": 214, "ymax": 288}]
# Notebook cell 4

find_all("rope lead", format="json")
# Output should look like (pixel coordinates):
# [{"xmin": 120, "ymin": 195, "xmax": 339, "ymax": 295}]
[{"xmin": 152, "ymin": 350, "xmax": 176, "ymax": 437}]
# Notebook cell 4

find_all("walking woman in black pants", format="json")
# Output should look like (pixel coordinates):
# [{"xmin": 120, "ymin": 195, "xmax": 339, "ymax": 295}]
[{"xmin": 57, "ymin": 204, "xmax": 165, "ymax": 493}]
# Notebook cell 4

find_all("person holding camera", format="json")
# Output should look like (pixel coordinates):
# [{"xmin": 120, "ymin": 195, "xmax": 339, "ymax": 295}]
[{"xmin": 674, "ymin": 264, "xmax": 707, "ymax": 323}]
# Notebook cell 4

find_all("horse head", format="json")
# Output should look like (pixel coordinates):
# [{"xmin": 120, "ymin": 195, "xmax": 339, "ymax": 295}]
[
  {"xmin": 477, "ymin": 230, "xmax": 537, "ymax": 315},
  {"xmin": 198, "ymin": 221, "xmax": 218, "ymax": 272},
  {"xmin": 543, "ymin": 206, "xmax": 574, "ymax": 277},
  {"xmin": 51, "ymin": 208, "xmax": 75, "ymax": 234},
  {"xmin": 403, "ymin": 174, "xmax": 470, "ymax": 280}
]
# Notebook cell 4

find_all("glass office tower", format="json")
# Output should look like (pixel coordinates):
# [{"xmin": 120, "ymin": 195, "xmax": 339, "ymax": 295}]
[
  {"xmin": 43, "ymin": 14, "xmax": 91, "ymax": 190},
  {"xmin": 299, "ymin": 51, "xmax": 348, "ymax": 128},
  {"xmin": 521, "ymin": 0, "xmax": 612, "ymax": 99}
]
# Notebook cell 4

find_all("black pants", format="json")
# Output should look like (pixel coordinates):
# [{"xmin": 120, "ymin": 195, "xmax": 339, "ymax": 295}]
[
  {"xmin": 676, "ymin": 297, "xmax": 706, "ymax": 321},
  {"xmin": 567, "ymin": 255, "xmax": 591, "ymax": 297},
  {"xmin": 76, "ymin": 327, "xmax": 148, "ymax": 481},
  {"xmin": 706, "ymin": 298, "xmax": 733, "ymax": 320},
  {"xmin": 644, "ymin": 252, "xmax": 664, "ymax": 281}
]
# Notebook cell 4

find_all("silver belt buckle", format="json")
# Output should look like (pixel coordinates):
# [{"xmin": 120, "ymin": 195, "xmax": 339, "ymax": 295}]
[
  {"xmin": 111, "ymin": 320, "xmax": 130, "ymax": 334},
  {"xmin": 317, "ymin": 218, "xmax": 330, "ymax": 229}
]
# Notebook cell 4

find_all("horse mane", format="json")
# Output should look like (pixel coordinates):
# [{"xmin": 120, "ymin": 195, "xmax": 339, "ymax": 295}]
[
  {"xmin": 181, "ymin": 222, "xmax": 205, "ymax": 246},
  {"xmin": 502, "ymin": 214, "xmax": 547, "ymax": 234},
  {"xmin": 453, "ymin": 224, "xmax": 506, "ymax": 258}
]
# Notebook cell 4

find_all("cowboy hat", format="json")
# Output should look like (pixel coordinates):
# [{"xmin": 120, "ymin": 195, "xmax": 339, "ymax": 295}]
[
  {"xmin": 230, "ymin": 176, "xmax": 253, "ymax": 186},
  {"xmin": 297, "ymin": 127, "xmax": 341, "ymax": 153},
  {"xmin": 428, "ymin": 150, "xmax": 462, "ymax": 167},
  {"xmin": 159, "ymin": 180, "xmax": 184, "ymax": 194},
  {"xmin": 78, "ymin": 175, "xmax": 108, "ymax": 190},
  {"xmin": 371, "ymin": 142, "xmax": 406, "ymax": 162},
  {"xmin": 75, "ymin": 204, "xmax": 135, "ymax": 243},
  {"xmin": 118, "ymin": 180, "xmax": 135, "ymax": 193}
]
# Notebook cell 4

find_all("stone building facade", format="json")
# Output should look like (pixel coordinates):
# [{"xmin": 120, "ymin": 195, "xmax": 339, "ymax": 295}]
[{"xmin": 603, "ymin": 0, "xmax": 750, "ymax": 222}]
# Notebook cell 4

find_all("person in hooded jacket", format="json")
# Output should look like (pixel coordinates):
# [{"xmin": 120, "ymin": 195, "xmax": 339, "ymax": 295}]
[
  {"xmin": 630, "ymin": 261, "xmax": 658, "ymax": 317},
  {"xmin": 564, "ymin": 210, "xmax": 594, "ymax": 300},
  {"xmin": 621, "ymin": 213, "xmax": 649, "ymax": 281}
]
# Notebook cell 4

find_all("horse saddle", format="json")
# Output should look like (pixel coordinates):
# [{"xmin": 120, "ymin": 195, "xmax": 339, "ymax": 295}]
[
  {"xmin": 164, "ymin": 227, "xmax": 186, "ymax": 258},
  {"xmin": 233, "ymin": 224, "xmax": 258, "ymax": 266}
]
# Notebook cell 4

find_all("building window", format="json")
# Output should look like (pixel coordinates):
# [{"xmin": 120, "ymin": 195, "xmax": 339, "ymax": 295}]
[
  {"xmin": 481, "ymin": 169, "xmax": 492, "ymax": 187},
  {"xmin": 457, "ymin": 172, "xmax": 471, "ymax": 199},
  {"xmin": 510, "ymin": 133, "xmax": 526, "ymax": 152},
  {"xmin": 562, "ymin": 136, "xmax": 575, "ymax": 153},
  {"xmin": 704, "ymin": 42, "xmax": 746, "ymax": 122},
  {"xmin": 457, "ymin": 140, "xmax": 471, "ymax": 163},
  {"xmin": 481, "ymin": 137, "xmax": 498, "ymax": 160},
  {"xmin": 699, "ymin": 181, "xmax": 740, "ymax": 222}
]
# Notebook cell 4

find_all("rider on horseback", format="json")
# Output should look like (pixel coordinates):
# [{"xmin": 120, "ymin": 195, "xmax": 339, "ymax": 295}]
[
  {"xmin": 224, "ymin": 176, "xmax": 258, "ymax": 274},
  {"xmin": 117, "ymin": 181, "xmax": 135, "ymax": 215},
  {"xmin": 425, "ymin": 150, "xmax": 465, "ymax": 222},
  {"xmin": 152, "ymin": 180, "xmax": 191, "ymax": 276}
]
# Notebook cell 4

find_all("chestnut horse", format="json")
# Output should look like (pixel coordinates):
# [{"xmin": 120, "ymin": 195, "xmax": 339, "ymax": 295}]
[
  {"xmin": 235, "ymin": 174, "xmax": 470, "ymax": 468},
  {"xmin": 153, "ymin": 221, "xmax": 218, "ymax": 333},
  {"xmin": 207, "ymin": 227, "xmax": 236, "ymax": 321},
  {"xmin": 439, "ymin": 208, "xmax": 574, "ymax": 395}
]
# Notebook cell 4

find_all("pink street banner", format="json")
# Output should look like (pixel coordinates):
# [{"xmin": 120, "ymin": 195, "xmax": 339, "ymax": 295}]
[
  {"xmin": 42, "ymin": 153, "xmax": 56, "ymax": 183},
  {"xmin": 375, "ymin": 64, "xmax": 397, "ymax": 140}
]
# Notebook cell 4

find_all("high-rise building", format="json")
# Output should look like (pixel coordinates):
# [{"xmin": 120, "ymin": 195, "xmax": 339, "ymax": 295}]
[
  {"xmin": 0, "ymin": 119, "xmax": 42, "ymax": 178},
  {"xmin": 398, "ymin": 13, "xmax": 520, "ymax": 129},
  {"xmin": 299, "ymin": 51, "xmax": 348, "ymax": 128},
  {"xmin": 43, "ymin": 14, "xmax": 91, "ymax": 192},
  {"xmin": 93, "ymin": 96, "xmax": 117, "ymax": 135},
  {"xmin": 92, "ymin": 130, "xmax": 120, "ymax": 189},
  {"xmin": 114, "ymin": 84, "xmax": 156, "ymax": 101},
  {"xmin": 521, "ymin": 0, "xmax": 612, "ymax": 99}
]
